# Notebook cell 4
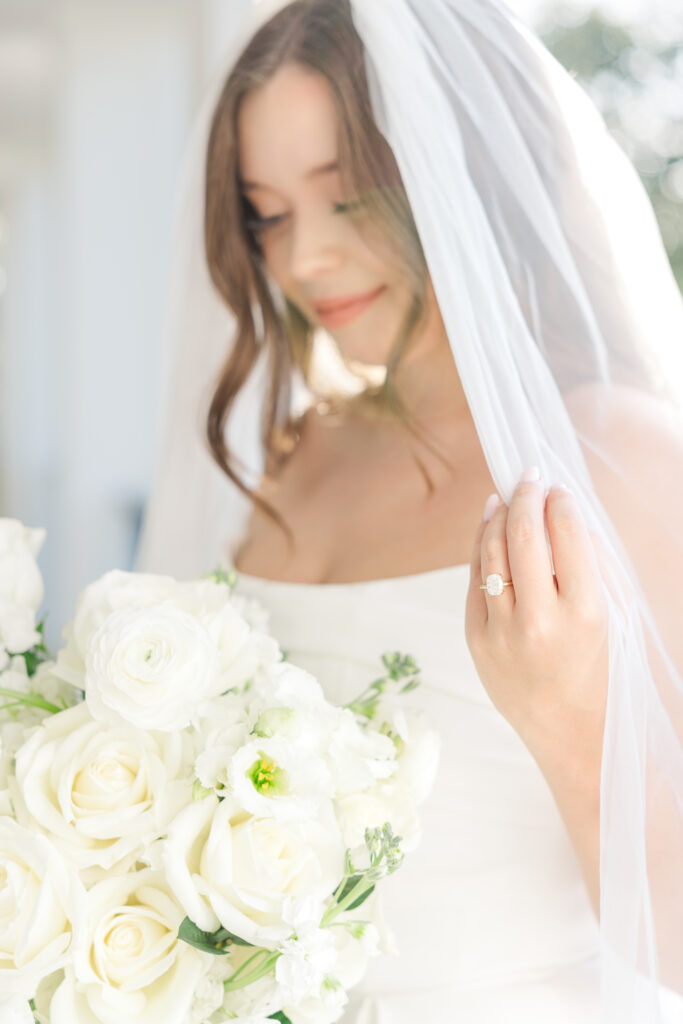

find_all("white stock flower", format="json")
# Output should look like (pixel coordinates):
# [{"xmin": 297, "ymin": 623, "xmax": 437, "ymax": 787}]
[
  {"xmin": 163, "ymin": 796, "xmax": 344, "ymax": 948},
  {"xmin": 13, "ymin": 702, "xmax": 188, "ymax": 871},
  {"xmin": 275, "ymin": 896, "xmax": 338, "ymax": 1005},
  {"xmin": 49, "ymin": 869, "xmax": 206, "ymax": 1024},
  {"xmin": 0, "ymin": 816, "xmax": 84, "ymax": 999},
  {"xmin": 54, "ymin": 569, "xmax": 179, "ymax": 689},
  {"xmin": 0, "ymin": 520, "xmax": 45, "ymax": 611},
  {"xmin": 0, "ymin": 995, "xmax": 35, "ymax": 1024},
  {"xmin": 229, "ymin": 737, "xmax": 330, "ymax": 822},
  {"xmin": 84, "ymin": 604, "xmax": 220, "ymax": 731}
]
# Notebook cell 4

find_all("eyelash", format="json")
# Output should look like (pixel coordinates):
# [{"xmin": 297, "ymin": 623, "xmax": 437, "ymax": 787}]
[{"xmin": 245, "ymin": 199, "xmax": 364, "ymax": 235}]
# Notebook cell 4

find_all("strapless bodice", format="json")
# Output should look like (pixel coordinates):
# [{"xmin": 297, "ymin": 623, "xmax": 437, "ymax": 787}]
[{"xmin": 234, "ymin": 563, "xmax": 610, "ymax": 1022}]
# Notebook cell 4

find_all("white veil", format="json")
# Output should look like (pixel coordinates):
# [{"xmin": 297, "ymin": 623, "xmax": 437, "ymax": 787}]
[{"xmin": 136, "ymin": 0, "xmax": 683, "ymax": 1019}]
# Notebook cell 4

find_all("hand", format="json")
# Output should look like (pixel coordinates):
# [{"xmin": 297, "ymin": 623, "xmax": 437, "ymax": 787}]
[{"xmin": 465, "ymin": 467, "xmax": 609, "ymax": 763}]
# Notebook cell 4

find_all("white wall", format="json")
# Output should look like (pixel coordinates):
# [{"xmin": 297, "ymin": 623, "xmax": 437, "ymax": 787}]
[{"xmin": 0, "ymin": 0, "xmax": 246, "ymax": 647}]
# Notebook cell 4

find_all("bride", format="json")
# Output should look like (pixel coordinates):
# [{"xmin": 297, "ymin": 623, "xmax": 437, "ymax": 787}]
[{"xmin": 138, "ymin": 0, "xmax": 683, "ymax": 1021}]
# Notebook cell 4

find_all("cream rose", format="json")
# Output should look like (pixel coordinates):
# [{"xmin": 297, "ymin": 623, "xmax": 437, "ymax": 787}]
[
  {"xmin": 163, "ymin": 796, "xmax": 345, "ymax": 948},
  {"xmin": 84, "ymin": 604, "xmax": 221, "ymax": 731},
  {"xmin": 0, "ymin": 996, "xmax": 35, "ymax": 1024},
  {"xmin": 13, "ymin": 702, "xmax": 188, "ymax": 871},
  {"xmin": 0, "ymin": 816, "xmax": 84, "ymax": 999},
  {"xmin": 50, "ymin": 869, "xmax": 206, "ymax": 1024}
]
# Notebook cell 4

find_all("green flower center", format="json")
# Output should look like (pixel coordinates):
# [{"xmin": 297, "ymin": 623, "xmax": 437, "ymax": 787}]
[{"xmin": 247, "ymin": 754, "xmax": 289, "ymax": 796}]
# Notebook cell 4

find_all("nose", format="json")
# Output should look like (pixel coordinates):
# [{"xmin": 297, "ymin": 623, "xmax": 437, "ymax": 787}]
[{"xmin": 289, "ymin": 209, "xmax": 345, "ymax": 282}]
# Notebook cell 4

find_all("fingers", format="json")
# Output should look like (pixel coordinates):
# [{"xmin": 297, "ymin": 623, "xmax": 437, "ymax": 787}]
[
  {"xmin": 466, "ymin": 509, "xmax": 489, "ymax": 635},
  {"xmin": 545, "ymin": 485, "xmax": 600, "ymax": 605},
  {"xmin": 479, "ymin": 497, "xmax": 514, "ymax": 613},
  {"xmin": 505, "ymin": 467, "xmax": 556, "ymax": 612}
]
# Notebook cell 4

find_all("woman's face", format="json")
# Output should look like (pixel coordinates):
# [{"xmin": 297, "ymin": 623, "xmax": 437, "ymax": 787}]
[{"xmin": 237, "ymin": 62, "xmax": 416, "ymax": 366}]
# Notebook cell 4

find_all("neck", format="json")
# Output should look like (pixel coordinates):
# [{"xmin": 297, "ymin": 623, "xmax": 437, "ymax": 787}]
[{"xmin": 389, "ymin": 282, "xmax": 470, "ymax": 429}]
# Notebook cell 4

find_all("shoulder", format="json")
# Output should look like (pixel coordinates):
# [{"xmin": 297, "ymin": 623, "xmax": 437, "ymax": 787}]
[{"xmin": 564, "ymin": 382, "xmax": 683, "ymax": 496}]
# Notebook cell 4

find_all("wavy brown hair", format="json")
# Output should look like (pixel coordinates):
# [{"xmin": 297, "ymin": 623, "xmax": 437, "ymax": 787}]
[{"xmin": 204, "ymin": 0, "xmax": 429, "ymax": 536}]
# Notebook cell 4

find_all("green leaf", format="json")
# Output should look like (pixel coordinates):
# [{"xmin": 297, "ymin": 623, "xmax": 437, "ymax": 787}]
[
  {"xmin": 269, "ymin": 1013, "xmax": 293, "ymax": 1023},
  {"xmin": 178, "ymin": 916, "xmax": 253, "ymax": 955},
  {"xmin": 335, "ymin": 875, "xmax": 375, "ymax": 911}
]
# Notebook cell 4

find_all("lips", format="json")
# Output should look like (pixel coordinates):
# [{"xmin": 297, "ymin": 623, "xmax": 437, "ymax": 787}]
[{"xmin": 312, "ymin": 285, "xmax": 386, "ymax": 327}]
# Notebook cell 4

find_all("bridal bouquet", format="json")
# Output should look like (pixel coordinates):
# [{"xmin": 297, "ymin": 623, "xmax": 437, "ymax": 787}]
[{"xmin": 0, "ymin": 519, "xmax": 438, "ymax": 1024}]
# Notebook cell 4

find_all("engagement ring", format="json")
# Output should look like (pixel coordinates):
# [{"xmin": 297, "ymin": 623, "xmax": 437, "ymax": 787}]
[{"xmin": 480, "ymin": 573, "xmax": 514, "ymax": 596}]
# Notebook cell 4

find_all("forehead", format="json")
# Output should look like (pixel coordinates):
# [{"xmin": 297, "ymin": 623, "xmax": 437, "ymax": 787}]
[{"xmin": 237, "ymin": 63, "xmax": 340, "ymax": 189}]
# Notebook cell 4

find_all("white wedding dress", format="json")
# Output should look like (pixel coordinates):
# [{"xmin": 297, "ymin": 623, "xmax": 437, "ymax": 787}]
[{"xmin": 234, "ymin": 562, "xmax": 609, "ymax": 1024}]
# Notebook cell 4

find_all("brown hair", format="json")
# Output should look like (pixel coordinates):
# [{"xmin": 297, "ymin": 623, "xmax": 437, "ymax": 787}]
[{"xmin": 204, "ymin": 0, "xmax": 428, "ymax": 537}]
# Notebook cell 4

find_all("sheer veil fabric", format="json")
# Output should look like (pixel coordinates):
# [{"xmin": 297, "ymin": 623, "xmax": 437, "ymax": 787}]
[{"xmin": 136, "ymin": 1, "xmax": 683, "ymax": 1019}]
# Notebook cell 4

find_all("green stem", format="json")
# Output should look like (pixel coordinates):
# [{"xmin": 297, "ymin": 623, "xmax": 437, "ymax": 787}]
[
  {"xmin": 223, "ymin": 949, "xmax": 280, "ymax": 992},
  {"xmin": 0, "ymin": 688, "xmax": 62, "ymax": 715},
  {"xmin": 321, "ymin": 876, "xmax": 374, "ymax": 927}
]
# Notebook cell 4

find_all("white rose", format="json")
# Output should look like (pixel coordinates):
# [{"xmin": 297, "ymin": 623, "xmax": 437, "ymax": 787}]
[
  {"xmin": 0, "ymin": 816, "xmax": 84, "ymax": 999},
  {"xmin": 50, "ymin": 869, "xmax": 206, "ymax": 1024},
  {"xmin": 0, "ymin": 519, "xmax": 45, "ymax": 610},
  {"xmin": 84, "ymin": 604, "xmax": 220, "ymax": 731},
  {"xmin": 55, "ymin": 569, "xmax": 179, "ymax": 688},
  {"xmin": 163, "ymin": 796, "xmax": 345, "ymax": 948},
  {"xmin": 0, "ymin": 995, "xmax": 35, "ymax": 1024},
  {"xmin": 13, "ymin": 702, "xmax": 188, "ymax": 871}
]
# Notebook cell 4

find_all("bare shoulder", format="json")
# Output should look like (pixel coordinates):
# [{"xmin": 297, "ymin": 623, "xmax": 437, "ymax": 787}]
[{"xmin": 564, "ymin": 381, "xmax": 683, "ymax": 497}]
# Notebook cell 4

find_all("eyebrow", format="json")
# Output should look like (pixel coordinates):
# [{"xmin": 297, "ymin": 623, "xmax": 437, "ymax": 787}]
[{"xmin": 240, "ymin": 160, "xmax": 339, "ymax": 193}]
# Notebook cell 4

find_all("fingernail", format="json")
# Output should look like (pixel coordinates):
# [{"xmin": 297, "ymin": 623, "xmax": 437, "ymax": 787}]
[
  {"xmin": 483, "ymin": 493, "xmax": 500, "ymax": 522},
  {"xmin": 521, "ymin": 465, "xmax": 541, "ymax": 483}
]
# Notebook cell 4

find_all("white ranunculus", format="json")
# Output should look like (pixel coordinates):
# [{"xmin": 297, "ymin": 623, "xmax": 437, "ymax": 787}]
[
  {"xmin": 163, "ymin": 796, "xmax": 345, "ymax": 949},
  {"xmin": 0, "ymin": 816, "xmax": 84, "ymax": 999},
  {"xmin": 0, "ymin": 995, "xmax": 35, "ymax": 1024},
  {"xmin": 84, "ymin": 604, "xmax": 220, "ymax": 731},
  {"xmin": 228, "ymin": 737, "xmax": 330, "ymax": 822},
  {"xmin": 54, "ymin": 569, "xmax": 179, "ymax": 689},
  {"xmin": 176, "ymin": 579, "xmax": 281, "ymax": 693},
  {"xmin": 13, "ymin": 702, "xmax": 188, "ymax": 871},
  {"xmin": 50, "ymin": 869, "xmax": 206, "ymax": 1024},
  {"xmin": 0, "ymin": 519, "xmax": 45, "ymax": 610}
]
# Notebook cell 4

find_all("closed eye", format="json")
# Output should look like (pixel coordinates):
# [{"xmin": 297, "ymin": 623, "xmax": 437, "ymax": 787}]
[
  {"xmin": 245, "ymin": 212, "xmax": 288, "ymax": 234},
  {"xmin": 333, "ymin": 197, "xmax": 365, "ymax": 215}
]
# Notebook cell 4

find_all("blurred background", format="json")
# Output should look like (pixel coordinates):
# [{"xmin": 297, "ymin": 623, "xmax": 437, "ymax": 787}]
[{"xmin": 0, "ymin": 0, "xmax": 681, "ymax": 646}]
